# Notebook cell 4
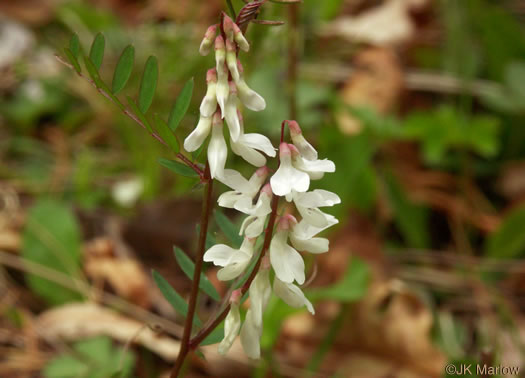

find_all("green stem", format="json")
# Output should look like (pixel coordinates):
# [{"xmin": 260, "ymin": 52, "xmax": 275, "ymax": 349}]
[{"xmin": 170, "ymin": 163, "xmax": 214, "ymax": 378}]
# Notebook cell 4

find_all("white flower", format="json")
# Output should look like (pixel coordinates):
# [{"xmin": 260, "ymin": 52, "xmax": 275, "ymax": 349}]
[
  {"xmin": 199, "ymin": 24, "xmax": 217, "ymax": 56},
  {"xmin": 270, "ymin": 143, "xmax": 310, "ymax": 197},
  {"xmin": 217, "ymin": 166, "xmax": 269, "ymax": 211},
  {"xmin": 200, "ymin": 68, "xmax": 218, "ymax": 117},
  {"xmin": 215, "ymin": 36, "xmax": 229, "ymax": 116},
  {"xmin": 224, "ymin": 82, "xmax": 241, "ymax": 141},
  {"xmin": 240, "ymin": 184, "xmax": 272, "ymax": 238},
  {"xmin": 230, "ymin": 111, "xmax": 276, "ymax": 167},
  {"xmin": 183, "ymin": 114, "xmax": 212, "ymax": 152},
  {"xmin": 288, "ymin": 120, "xmax": 318, "ymax": 161},
  {"xmin": 203, "ymin": 237, "xmax": 255, "ymax": 281},
  {"xmin": 218, "ymin": 290, "xmax": 242, "ymax": 355},
  {"xmin": 274, "ymin": 278, "xmax": 314, "ymax": 315},
  {"xmin": 269, "ymin": 215, "xmax": 305, "ymax": 284},
  {"xmin": 292, "ymin": 189, "xmax": 341, "ymax": 228},
  {"xmin": 233, "ymin": 60, "xmax": 266, "ymax": 112},
  {"xmin": 208, "ymin": 112, "xmax": 227, "ymax": 179},
  {"xmin": 291, "ymin": 144, "xmax": 335, "ymax": 180},
  {"xmin": 240, "ymin": 269, "xmax": 271, "ymax": 359}
]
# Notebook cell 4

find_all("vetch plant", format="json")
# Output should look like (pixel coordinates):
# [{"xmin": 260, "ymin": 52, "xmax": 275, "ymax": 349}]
[{"xmin": 57, "ymin": 1, "xmax": 339, "ymax": 376}]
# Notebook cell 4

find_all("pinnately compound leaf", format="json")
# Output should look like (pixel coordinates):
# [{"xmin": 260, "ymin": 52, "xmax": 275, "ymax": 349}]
[
  {"xmin": 158, "ymin": 158, "xmax": 198, "ymax": 178},
  {"xmin": 138, "ymin": 56, "xmax": 158, "ymax": 114},
  {"xmin": 69, "ymin": 33, "xmax": 80, "ymax": 58},
  {"xmin": 64, "ymin": 48, "xmax": 81, "ymax": 74},
  {"xmin": 154, "ymin": 115, "xmax": 179, "ymax": 153},
  {"xmin": 168, "ymin": 78, "xmax": 194, "ymax": 132},
  {"xmin": 89, "ymin": 33, "xmax": 105, "ymax": 70},
  {"xmin": 152, "ymin": 270, "xmax": 202, "ymax": 326},
  {"xmin": 173, "ymin": 247, "xmax": 220, "ymax": 301},
  {"xmin": 112, "ymin": 45, "xmax": 134, "ymax": 95},
  {"xmin": 214, "ymin": 211, "xmax": 243, "ymax": 248}
]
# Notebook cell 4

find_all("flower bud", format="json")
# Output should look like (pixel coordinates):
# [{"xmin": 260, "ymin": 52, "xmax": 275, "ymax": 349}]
[
  {"xmin": 288, "ymin": 120, "xmax": 318, "ymax": 160},
  {"xmin": 223, "ymin": 14, "xmax": 235, "ymax": 41},
  {"xmin": 199, "ymin": 24, "xmax": 218, "ymax": 56},
  {"xmin": 226, "ymin": 39, "xmax": 240, "ymax": 81},
  {"xmin": 233, "ymin": 22, "xmax": 250, "ymax": 52}
]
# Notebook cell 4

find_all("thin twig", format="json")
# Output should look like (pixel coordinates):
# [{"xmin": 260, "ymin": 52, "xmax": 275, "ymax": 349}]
[
  {"xmin": 170, "ymin": 163, "xmax": 214, "ymax": 377},
  {"xmin": 287, "ymin": 2, "xmax": 299, "ymax": 120}
]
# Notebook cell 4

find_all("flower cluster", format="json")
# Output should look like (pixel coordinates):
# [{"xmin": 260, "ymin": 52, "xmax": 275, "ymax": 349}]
[
  {"xmin": 186, "ymin": 18, "xmax": 340, "ymax": 359},
  {"xmin": 184, "ymin": 15, "xmax": 275, "ymax": 180}
]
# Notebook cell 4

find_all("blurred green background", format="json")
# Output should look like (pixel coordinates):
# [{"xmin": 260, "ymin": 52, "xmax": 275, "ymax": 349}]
[{"xmin": 2, "ymin": 0, "xmax": 525, "ymax": 377}]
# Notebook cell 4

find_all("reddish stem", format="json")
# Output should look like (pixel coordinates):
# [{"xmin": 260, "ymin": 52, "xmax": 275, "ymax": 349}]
[{"xmin": 170, "ymin": 163, "xmax": 214, "ymax": 377}]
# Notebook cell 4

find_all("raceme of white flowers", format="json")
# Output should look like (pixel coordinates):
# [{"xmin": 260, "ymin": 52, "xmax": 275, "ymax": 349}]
[{"xmin": 187, "ymin": 17, "xmax": 340, "ymax": 359}]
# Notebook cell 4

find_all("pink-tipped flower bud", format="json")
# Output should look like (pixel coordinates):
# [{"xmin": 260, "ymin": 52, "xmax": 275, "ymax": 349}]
[
  {"xmin": 287, "ymin": 120, "xmax": 318, "ymax": 161},
  {"xmin": 277, "ymin": 214, "xmax": 298, "ymax": 232},
  {"xmin": 206, "ymin": 68, "xmax": 218, "ymax": 83},
  {"xmin": 199, "ymin": 24, "xmax": 218, "ymax": 56},
  {"xmin": 213, "ymin": 110, "xmax": 223, "ymax": 125},
  {"xmin": 233, "ymin": 22, "xmax": 250, "ymax": 52},
  {"xmin": 228, "ymin": 81, "xmax": 237, "ymax": 94},
  {"xmin": 288, "ymin": 143, "xmax": 300, "ymax": 157},
  {"xmin": 230, "ymin": 289, "xmax": 242, "ymax": 304},
  {"xmin": 256, "ymin": 166, "xmax": 270, "ymax": 178},
  {"xmin": 223, "ymin": 14, "xmax": 235, "ymax": 41},
  {"xmin": 261, "ymin": 255, "xmax": 271, "ymax": 270},
  {"xmin": 261, "ymin": 183, "xmax": 273, "ymax": 196},
  {"xmin": 287, "ymin": 120, "xmax": 301, "ymax": 136},
  {"xmin": 215, "ymin": 35, "xmax": 225, "ymax": 52},
  {"xmin": 279, "ymin": 142, "xmax": 291, "ymax": 157}
]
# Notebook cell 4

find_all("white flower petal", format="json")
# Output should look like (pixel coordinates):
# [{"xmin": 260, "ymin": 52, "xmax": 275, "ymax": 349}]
[
  {"xmin": 295, "ymin": 157, "xmax": 335, "ymax": 173},
  {"xmin": 249, "ymin": 270, "xmax": 271, "ymax": 328},
  {"xmin": 289, "ymin": 234, "xmax": 329, "ymax": 254},
  {"xmin": 203, "ymin": 244, "xmax": 241, "ymax": 266},
  {"xmin": 235, "ymin": 79, "xmax": 266, "ymax": 112},
  {"xmin": 296, "ymin": 206, "xmax": 331, "ymax": 228},
  {"xmin": 270, "ymin": 154, "xmax": 310, "ymax": 196},
  {"xmin": 270, "ymin": 231, "xmax": 305, "ymax": 284},
  {"xmin": 294, "ymin": 190, "xmax": 341, "ymax": 208},
  {"xmin": 225, "ymin": 93, "xmax": 241, "ymax": 141},
  {"xmin": 217, "ymin": 191, "xmax": 245, "ymax": 209},
  {"xmin": 218, "ymin": 303, "xmax": 241, "ymax": 355},
  {"xmin": 208, "ymin": 122, "xmax": 227, "ymax": 179},
  {"xmin": 231, "ymin": 139, "xmax": 267, "ymax": 167},
  {"xmin": 240, "ymin": 310, "xmax": 261, "ymax": 359},
  {"xmin": 217, "ymin": 258, "xmax": 251, "ymax": 280},
  {"xmin": 200, "ymin": 82, "xmax": 217, "ymax": 117},
  {"xmin": 274, "ymin": 278, "xmax": 314, "ymax": 315},
  {"xmin": 241, "ymin": 134, "xmax": 277, "ymax": 157},
  {"xmin": 218, "ymin": 169, "xmax": 250, "ymax": 191},
  {"xmin": 183, "ymin": 115, "xmax": 212, "ymax": 152},
  {"xmin": 293, "ymin": 215, "xmax": 339, "ymax": 239}
]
